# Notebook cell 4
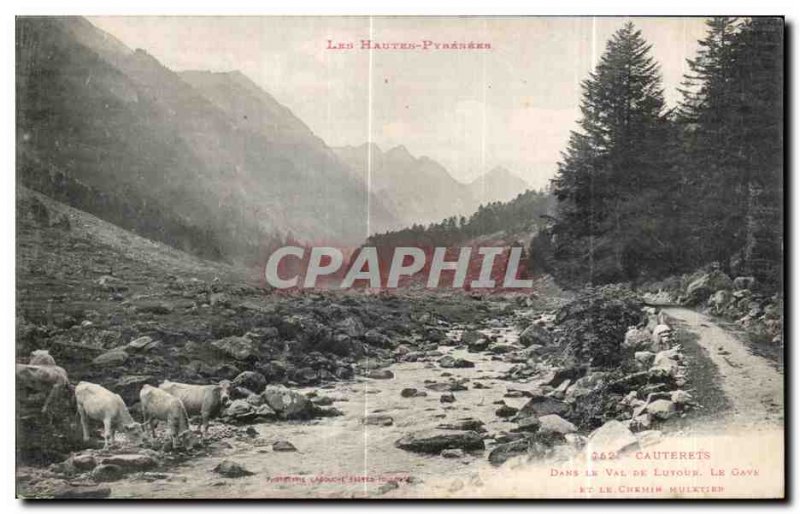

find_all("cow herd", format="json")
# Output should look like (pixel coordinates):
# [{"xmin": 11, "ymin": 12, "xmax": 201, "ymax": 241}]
[{"xmin": 16, "ymin": 349, "xmax": 232, "ymax": 451}]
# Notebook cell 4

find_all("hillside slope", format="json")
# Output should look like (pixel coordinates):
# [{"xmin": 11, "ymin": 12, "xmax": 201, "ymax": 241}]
[
  {"xmin": 16, "ymin": 17, "xmax": 396, "ymax": 264},
  {"xmin": 469, "ymin": 166, "xmax": 530, "ymax": 205},
  {"xmin": 334, "ymin": 144, "xmax": 478, "ymax": 228}
]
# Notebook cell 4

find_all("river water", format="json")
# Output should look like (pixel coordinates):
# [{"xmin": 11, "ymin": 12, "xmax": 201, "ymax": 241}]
[{"xmin": 106, "ymin": 325, "xmax": 535, "ymax": 498}]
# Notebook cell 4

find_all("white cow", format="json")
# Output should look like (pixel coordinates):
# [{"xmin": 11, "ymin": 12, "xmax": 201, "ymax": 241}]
[
  {"xmin": 75, "ymin": 381, "xmax": 143, "ymax": 449},
  {"xmin": 158, "ymin": 380, "xmax": 231, "ymax": 436},
  {"xmin": 16, "ymin": 363, "xmax": 70, "ymax": 416},
  {"xmin": 140, "ymin": 384, "xmax": 197, "ymax": 449}
]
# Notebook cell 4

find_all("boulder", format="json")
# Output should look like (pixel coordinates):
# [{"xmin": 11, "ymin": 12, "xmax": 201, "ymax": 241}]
[
  {"xmin": 367, "ymin": 369, "xmax": 395, "ymax": 379},
  {"xmin": 91, "ymin": 464, "xmax": 123, "ymax": 482},
  {"xmin": 511, "ymin": 417, "xmax": 541, "ymax": 433},
  {"xmin": 519, "ymin": 324, "xmax": 552, "ymax": 347},
  {"xmin": 650, "ymin": 350, "xmax": 680, "ymax": 375},
  {"xmin": 440, "ymin": 393, "xmax": 456, "ymax": 403},
  {"xmin": 364, "ymin": 330, "xmax": 393, "ymax": 348},
  {"xmin": 634, "ymin": 351, "xmax": 656, "ymax": 370},
  {"xmin": 538, "ymin": 414, "xmax": 577, "ymax": 435},
  {"xmin": 92, "ymin": 349, "xmax": 128, "ymax": 367},
  {"xmin": 126, "ymin": 336, "xmax": 159, "ymax": 352},
  {"xmin": 623, "ymin": 327, "xmax": 652, "ymax": 351},
  {"xmin": 69, "ymin": 454, "xmax": 97, "ymax": 471},
  {"xmin": 211, "ymin": 336, "xmax": 256, "ymax": 361},
  {"xmin": 272, "ymin": 440, "xmax": 297, "ymax": 452},
  {"xmin": 232, "ymin": 371, "xmax": 267, "ymax": 393},
  {"xmin": 460, "ymin": 330, "xmax": 484, "ymax": 345},
  {"xmin": 651, "ymin": 325, "xmax": 673, "ymax": 351},
  {"xmin": 101, "ymin": 454, "xmax": 158, "ymax": 472},
  {"xmin": 213, "ymin": 460, "xmax": 254, "ymax": 477},
  {"xmin": 363, "ymin": 414, "xmax": 394, "ymax": 426},
  {"xmin": 262, "ymin": 386, "xmax": 314, "ymax": 420},
  {"xmin": 438, "ymin": 356, "xmax": 475, "ymax": 369},
  {"xmin": 587, "ymin": 420, "xmax": 638, "ymax": 454},
  {"xmin": 488, "ymin": 439, "xmax": 528, "ymax": 466},
  {"xmin": 467, "ymin": 339, "xmax": 490, "ymax": 352},
  {"xmin": 441, "ymin": 448, "xmax": 465, "ymax": 459},
  {"xmin": 488, "ymin": 344, "xmax": 515, "ymax": 355},
  {"xmin": 646, "ymin": 399, "xmax": 677, "ymax": 420},
  {"xmin": 223, "ymin": 399, "xmax": 256, "ymax": 420},
  {"xmin": 53, "ymin": 485, "xmax": 111, "ymax": 499},
  {"xmin": 425, "ymin": 381, "xmax": 467, "ymax": 392},
  {"xmin": 516, "ymin": 396, "xmax": 570, "ymax": 419},
  {"xmin": 495, "ymin": 405, "xmax": 519, "ymax": 418},
  {"xmin": 395, "ymin": 430, "xmax": 485, "ymax": 454},
  {"xmin": 686, "ymin": 271, "xmax": 733, "ymax": 305},
  {"xmin": 733, "ymin": 276, "xmax": 756, "ymax": 289},
  {"xmin": 401, "ymin": 388, "xmax": 426, "ymax": 398},
  {"xmin": 436, "ymin": 418, "xmax": 486, "ymax": 432},
  {"xmin": 671, "ymin": 390, "xmax": 693, "ymax": 405}
]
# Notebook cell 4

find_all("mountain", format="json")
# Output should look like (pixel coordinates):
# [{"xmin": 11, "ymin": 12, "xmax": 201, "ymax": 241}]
[
  {"xmin": 16, "ymin": 16, "xmax": 396, "ymax": 264},
  {"xmin": 334, "ymin": 143, "xmax": 477, "ymax": 228},
  {"xmin": 468, "ymin": 166, "xmax": 530, "ymax": 205}
]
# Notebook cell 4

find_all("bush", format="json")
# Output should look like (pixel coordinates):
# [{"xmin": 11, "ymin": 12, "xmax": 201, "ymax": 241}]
[{"xmin": 555, "ymin": 286, "xmax": 644, "ymax": 368}]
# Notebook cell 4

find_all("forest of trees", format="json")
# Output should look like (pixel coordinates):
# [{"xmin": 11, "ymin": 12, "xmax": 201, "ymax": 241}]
[
  {"xmin": 372, "ymin": 18, "xmax": 783, "ymax": 291},
  {"xmin": 366, "ymin": 189, "xmax": 553, "ymax": 249},
  {"xmin": 541, "ymin": 18, "xmax": 783, "ymax": 288}
]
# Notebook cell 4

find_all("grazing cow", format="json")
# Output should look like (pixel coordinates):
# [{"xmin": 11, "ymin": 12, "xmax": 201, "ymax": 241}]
[
  {"xmin": 16, "ymin": 363, "xmax": 70, "ymax": 416},
  {"xmin": 75, "ymin": 381, "xmax": 143, "ymax": 449},
  {"xmin": 29, "ymin": 349, "xmax": 57, "ymax": 366},
  {"xmin": 158, "ymin": 380, "xmax": 231, "ymax": 436},
  {"xmin": 139, "ymin": 385, "xmax": 197, "ymax": 449}
]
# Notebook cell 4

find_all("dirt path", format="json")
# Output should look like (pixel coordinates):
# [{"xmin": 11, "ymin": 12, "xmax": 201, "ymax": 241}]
[{"xmin": 662, "ymin": 307, "xmax": 783, "ymax": 429}]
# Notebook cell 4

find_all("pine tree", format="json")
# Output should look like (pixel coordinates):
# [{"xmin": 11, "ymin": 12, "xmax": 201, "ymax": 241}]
[
  {"xmin": 677, "ymin": 17, "xmax": 783, "ymax": 285},
  {"xmin": 551, "ymin": 22, "xmax": 671, "ymax": 284}
]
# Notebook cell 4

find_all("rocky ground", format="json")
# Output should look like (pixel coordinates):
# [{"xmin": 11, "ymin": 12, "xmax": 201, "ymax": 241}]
[{"xmin": 15, "ymin": 189, "xmax": 784, "ymax": 499}]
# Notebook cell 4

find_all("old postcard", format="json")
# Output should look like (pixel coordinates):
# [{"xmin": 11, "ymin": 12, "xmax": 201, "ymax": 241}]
[{"xmin": 15, "ymin": 15, "xmax": 784, "ymax": 499}]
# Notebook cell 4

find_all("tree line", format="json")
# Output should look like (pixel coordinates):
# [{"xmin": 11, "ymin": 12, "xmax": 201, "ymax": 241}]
[
  {"xmin": 539, "ymin": 18, "xmax": 783, "ymax": 288},
  {"xmin": 366, "ymin": 189, "xmax": 553, "ymax": 249}
]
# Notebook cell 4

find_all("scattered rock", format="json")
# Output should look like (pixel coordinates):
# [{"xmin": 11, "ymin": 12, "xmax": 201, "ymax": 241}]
[
  {"xmin": 436, "ymin": 418, "xmax": 485, "ymax": 432},
  {"xmin": 646, "ymin": 399, "xmax": 677, "ymax": 420},
  {"xmin": 438, "ymin": 356, "xmax": 475, "ymax": 369},
  {"xmin": 363, "ymin": 414, "xmax": 394, "ymax": 426},
  {"xmin": 92, "ymin": 349, "xmax": 128, "ymax": 367},
  {"xmin": 211, "ymin": 336, "xmax": 256, "ymax": 361},
  {"xmin": 395, "ymin": 430, "xmax": 485, "ymax": 454},
  {"xmin": 223, "ymin": 399, "xmax": 256, "ymax": 420},
  {"xmin": 401, "ymin": 387, "xmax": 426, "ymax": 398},
  {"xmin": 516, "ymin": 396, "xmax": 570, "ymax": 419},
  {"xmin": 213, "ymin": 460, "xmax": 254, "ymax": 477},
  {"xmin": 495, "ymin": 405, "xmax": 518, "ymax": 418},
  {"xmin": 367, "ymin": 369, "xmax": 395, "ymax": 380},
  {"xmin": 232, "ymin": 371, "xmax": 267, "ymax": 393},
  {"xmin": 262, "ymin": 385, "xmax": 314, "ymax": 420},
  {"xmin": 91, "ymin": 464, "xmax": 124, "ymax": 482},
  {"xmin": 272, "ymin": 440, "xmax": 297, "ymax": 452},
  {"xmin": 377, "ymin": 480, "xmax": 400, "ymax": 495},
  {"xmin": 538, "ymin": 414, "xmax": 577, "ymax": 435},
  {"xmin": 511, "ymin": 417, "xmax": 541, "ymax": 433},
  {"xmin": 53, "ymin": 485, "xmax": 111, "ymax": 499},
  {"xmin": 519, "ymin": 324, "xmax": 552, "ymax": 347},
  {"xmin": 587, "ymin": 420, "xmax": 638, "ymax": 455},
  {"xmin": 101, "ymin": 454, "xmax": 158, "ymax": 472},
  {"xmin": 441, "ymin": 448, "xmax": 465, "ymax": 459}
]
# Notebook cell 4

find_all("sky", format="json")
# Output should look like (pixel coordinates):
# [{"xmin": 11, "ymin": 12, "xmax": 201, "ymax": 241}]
[{"xmin": 89, "ymin": 16, "xmax": 709, "ymax": 190}]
